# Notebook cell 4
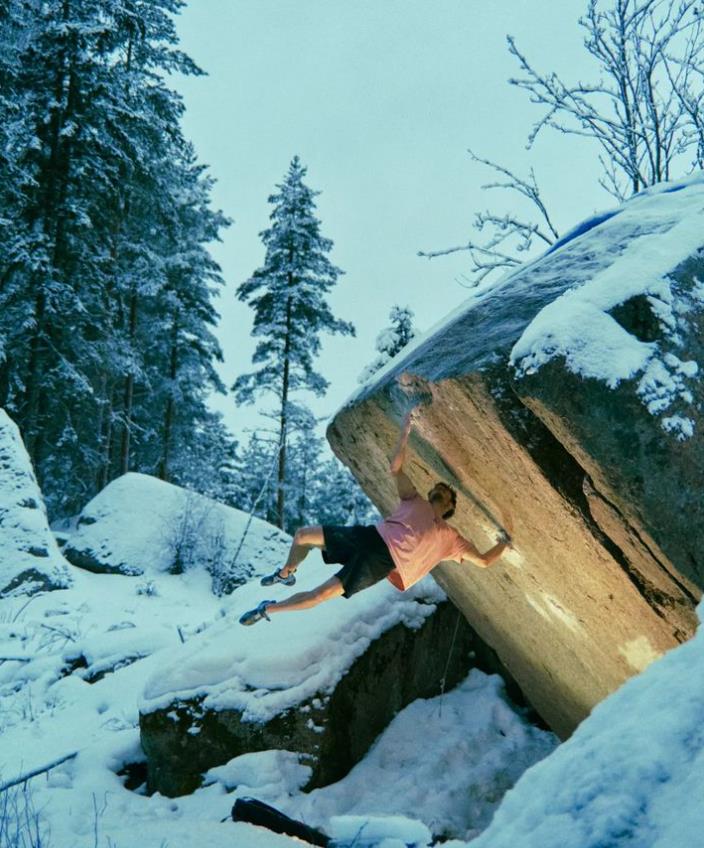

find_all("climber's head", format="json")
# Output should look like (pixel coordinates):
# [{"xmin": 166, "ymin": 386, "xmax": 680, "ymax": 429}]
[{"xmin": 428, "ymin": 482, "xmax": 457, "ymax": 520}]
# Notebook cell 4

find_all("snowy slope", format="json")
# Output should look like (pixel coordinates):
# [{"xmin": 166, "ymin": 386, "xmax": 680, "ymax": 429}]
[
  {"xmin": 466, "ymin": 598, "xmax": 704, "ymax": 848},
  {"xmin": 226, "ymin": 670, "xmax": 557, "ymax": 842},
  {"xmin": 0, "ymin": 518, "xmax": 557, "ymax": 847},
  {"xmin": 0, "ymin": 409, "xmax": 71, "ymax": 596}
]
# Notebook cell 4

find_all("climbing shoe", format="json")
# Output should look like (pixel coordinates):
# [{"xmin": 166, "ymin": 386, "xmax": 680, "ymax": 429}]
[
  {"xmin": 239, "ymin": 599, "xmax": 276, "ymax": 626},
  {"xmin": 260, "ymin": 568, "xmax": 296, "ymax": 587}
]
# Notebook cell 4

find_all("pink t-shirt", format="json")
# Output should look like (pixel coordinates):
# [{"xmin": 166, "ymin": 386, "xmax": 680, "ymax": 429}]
[{"xmin": 375, "ymin": 494, "xmax": 475, "ymax": 591}]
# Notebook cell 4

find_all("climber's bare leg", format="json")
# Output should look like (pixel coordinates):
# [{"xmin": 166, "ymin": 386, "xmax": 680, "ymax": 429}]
[
  {"xmin": 279, "ymin": 525, "xmax": 325, "ymax": 578},
  {"xmin": 266, "ymin": 576, "xmax": 344, "ymax": 614}
]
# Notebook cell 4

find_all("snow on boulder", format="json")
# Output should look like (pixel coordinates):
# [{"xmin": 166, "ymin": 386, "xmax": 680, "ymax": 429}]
[
  {"xmin": 0, "ymin": 409, "xmax": 71, "ymax": 597},
  {"xmin": 327, "ymin": 171, "xmax": 704, "ymax": 740},
  {"xmin": 466, "ymin": 598, "xmax": 704, "ymax": 848},
  {"xmin": 137, "ymin": 562, "xmax": 539, "ymax": 797},
  {"xmin": 63, "ymin": 472, "xmax": 291, "ymax": 592}
]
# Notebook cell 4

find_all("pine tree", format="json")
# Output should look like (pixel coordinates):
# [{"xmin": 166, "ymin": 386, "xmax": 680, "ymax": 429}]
[
  {"xmin": 309, "ymin": 457, "xmax": 379, "ymax": 526},
  {"xmin": 282, "ymin": 404, "xmax": 324, "ymax": 529},
  {"xmin": 0, "ymin": 0, "xmax": 232, "ymax": 517},
  {"xmin": 231, "ymin": 421, "xmax": 378, "ymax": 530},
  {"xmin": 358, "ymin": 305, "xmax": 417, "ymax": 383},
  {"xmin": 233, "ymin": 155, "xmax": 355, "ymax": 531},
  {"xmin": 230, "ymin": 430, "xmax": 280, "ymax": 523}
]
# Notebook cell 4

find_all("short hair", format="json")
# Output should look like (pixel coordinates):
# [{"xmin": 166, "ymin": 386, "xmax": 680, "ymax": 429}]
[{"xmin": 439, "ymin": 483, "xmax": 457, "ymax": 520}]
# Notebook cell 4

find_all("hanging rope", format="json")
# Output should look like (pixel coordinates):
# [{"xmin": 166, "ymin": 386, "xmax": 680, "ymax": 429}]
[
  {"xmin": 228, "ymin": 425, "xmax": 286, "ymax": 571},
  {"xmin": 438, "ymin": 607, "xmax": 463, "ymax": 718}
]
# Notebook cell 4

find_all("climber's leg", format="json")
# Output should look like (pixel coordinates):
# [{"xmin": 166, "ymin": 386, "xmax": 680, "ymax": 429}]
[
  {"xmin": 279, "ymin": 525, "xmax": 325, "ymax": 578},
  {"xmin": 265, "ymin": 576, "xmax": 345, "ymax": 614}
]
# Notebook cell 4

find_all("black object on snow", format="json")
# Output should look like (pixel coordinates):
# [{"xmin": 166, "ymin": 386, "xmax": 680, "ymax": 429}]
[{"xmin": 230, "ymin": 796, "xmax": 331, "ymax": 846}]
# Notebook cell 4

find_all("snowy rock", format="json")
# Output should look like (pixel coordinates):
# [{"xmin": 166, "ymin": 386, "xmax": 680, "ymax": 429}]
[
  {"xmin": 63, "ymin": 472, "xmax": 291, "ymax": 592},
  {"xmin": 327, "ymin": 172, "xmax": 704, "ymax": 739},
  {"xmin": 0, "ymin": 409, "xmax": 71, "ymax": 597},
  {"xmin": 137, "ymin": 573, "xmax": 535, "ymax": 797}
]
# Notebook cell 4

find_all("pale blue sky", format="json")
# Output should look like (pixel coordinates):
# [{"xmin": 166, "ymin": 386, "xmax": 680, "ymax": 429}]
[{"xmin": 172, "ymin": 0, "xmax": 607, "ymax": 445}]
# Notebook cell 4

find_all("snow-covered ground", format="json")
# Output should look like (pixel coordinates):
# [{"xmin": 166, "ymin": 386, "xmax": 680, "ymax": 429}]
[{"xmin": 0, "ymin": 515, "xmax": 557, "ymax": 847}]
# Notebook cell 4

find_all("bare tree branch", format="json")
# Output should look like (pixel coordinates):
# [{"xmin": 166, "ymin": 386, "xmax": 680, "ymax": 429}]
[{"xmin": 421, "ymin": 0, "xmax": 703, "ymax": 288}]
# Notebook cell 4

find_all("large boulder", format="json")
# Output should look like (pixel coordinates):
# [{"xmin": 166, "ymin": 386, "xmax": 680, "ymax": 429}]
[
  {"xmin": 326, "ymin": 172, "xmax": 704, "ymax": 739},
  {"xmin": 0, "ymin": 410, "xmax": 72, "ymax": 597},
  {"xmin": 63, "ymin": 472, "xmax": 291, "ymax": 593},
  {"xmin": 137, "ymin": 569, "xmax": 539, "ymax": 797}
]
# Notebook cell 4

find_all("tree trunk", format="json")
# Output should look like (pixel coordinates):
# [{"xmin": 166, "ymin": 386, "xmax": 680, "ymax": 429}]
[
  {"xmin": 119, "ymin": 288, "xmax": 138, "ymax": 474},
  {"xmin": 116, "ymin": 29, "xmax": 136, "ymax": 475},
  {"xmin": 159, "ymin": 312, "xmax": 179, "ymax": 481},
  {"xmin": 23, "ymin": 0, "xmax": 76, "ymax": 462},
  {"xmin": 277, "ymin": 294, "xmax": 293, "ymax": 531},
  {"xmin": 96, "ymin": 376, "xmax": 116, "ymax": 491}
]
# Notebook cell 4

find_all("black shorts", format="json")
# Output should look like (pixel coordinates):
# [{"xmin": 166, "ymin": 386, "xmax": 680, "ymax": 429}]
[{"xmin": 321, "ymin": 525, "xmax": 395, "ymax": 598}]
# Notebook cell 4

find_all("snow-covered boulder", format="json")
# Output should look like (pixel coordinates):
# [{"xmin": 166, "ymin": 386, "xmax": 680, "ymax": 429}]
[
  {"xmin": 327, "ymin": 172, "xmax": 704, "ymax": 740},
  {"xmin": 137, "ymin": 566, "xmax": 537, "ymax": 797},
  {"xmin": 63, "ymin": 472, "xmax": 291, "ymax": 593},
  {"xmin": 0, "ymin": 409, "xmax": 71, "ymax": 597}
]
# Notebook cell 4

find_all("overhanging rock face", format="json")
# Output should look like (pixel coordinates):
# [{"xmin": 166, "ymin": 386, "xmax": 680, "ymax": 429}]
[{"xmin": 327, "ymin": 174, "xmax": 704, "ymax": 739}]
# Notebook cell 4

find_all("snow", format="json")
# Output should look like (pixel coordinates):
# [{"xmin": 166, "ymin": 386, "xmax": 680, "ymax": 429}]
[
  {"xmin": 509, "ymin": 173, "xmax": 704, "ymax": 436},
  {"xmin": 64, "ymin": 471, "xmax": 291, "ymax": 582},
  {"xmin": 0, "ymin": 496, "xmax": 555, "ymax": 847},
  {"xmin": 139, "ymin": 556, "xmax": 449, "ymax": 722},
  {"xmin": 223, "ymin": 670, "xmax": 557, "ymax": 842},
  {"xmin": 0, "ymin": 410, "xmax": 71, "ymax": 595},
  {"xmin": 467, "ymin": 597, "xmax": 704, "ymax": 848}
]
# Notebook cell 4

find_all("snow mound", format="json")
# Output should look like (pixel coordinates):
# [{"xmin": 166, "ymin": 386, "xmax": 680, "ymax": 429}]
[
  {"xmin": 0, "ymin": 409, "xmax": 71, "ymax": 596},
  {"xmin": 139, "ymin": 560, "xmax": 448, "ymax": 723},
  {"xmin": 64, "ymin": 471, "xmax": 291, "ymax": 591},
  {"xmin": 468, "ymin": 598, "xmax": 704, "ymax": 848}
]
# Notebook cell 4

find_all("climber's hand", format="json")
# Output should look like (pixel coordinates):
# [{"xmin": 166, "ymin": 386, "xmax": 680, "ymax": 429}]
[{"xmin": 496, "ymin": 529, "xmax": 513, "ymax": 550}]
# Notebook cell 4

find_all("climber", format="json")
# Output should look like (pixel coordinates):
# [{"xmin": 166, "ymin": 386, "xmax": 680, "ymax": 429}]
[{"xmin": 239, "ymin": 378, "xmax": 513, "ymax": 626}]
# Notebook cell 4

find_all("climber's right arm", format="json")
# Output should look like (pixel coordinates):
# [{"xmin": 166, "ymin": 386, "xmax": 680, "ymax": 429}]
[{"xmin": 389, "ymin": 410, "xmax": 418, "ymax": 500}]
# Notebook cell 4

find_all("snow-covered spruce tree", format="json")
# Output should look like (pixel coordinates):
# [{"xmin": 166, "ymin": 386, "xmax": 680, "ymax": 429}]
[
  {"xmin": 309, "ymin": 457, "xmax": 379, "ymax": 526},
  {"xmin": 231, "ymin": 412, "xmax": 377, "ymax": 530},
  {"xmin": 92, "ymin": 0, "xmax": 212, "ymax": 490},
  {"xmin": 279, "ymin": 403, "xmax": 325, "ymax": 529},
  {"xmin": 358, "ymin": 305, "xmax": 417, "ymax": 383},
  {"xmin": 233, "ymin": 155, "xmax": 355, "ymax": 531},
  {"xmin": 0, "ymin": 0, "xmax": 231, "ymax": 516},
  {"xmin": 0, "ymin": 1, "xmax": 34, "ymax": 356},
  {"xmin": 137, "ymin": 139, "xmax": 231, "ymax": 489},
  {"xmin": 0, "ymin": 0, "xmax": 121, "ymax": 485},
  {"xmin": 230, "ymin": 430, "xmax": 280, "ymax": 523}
]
